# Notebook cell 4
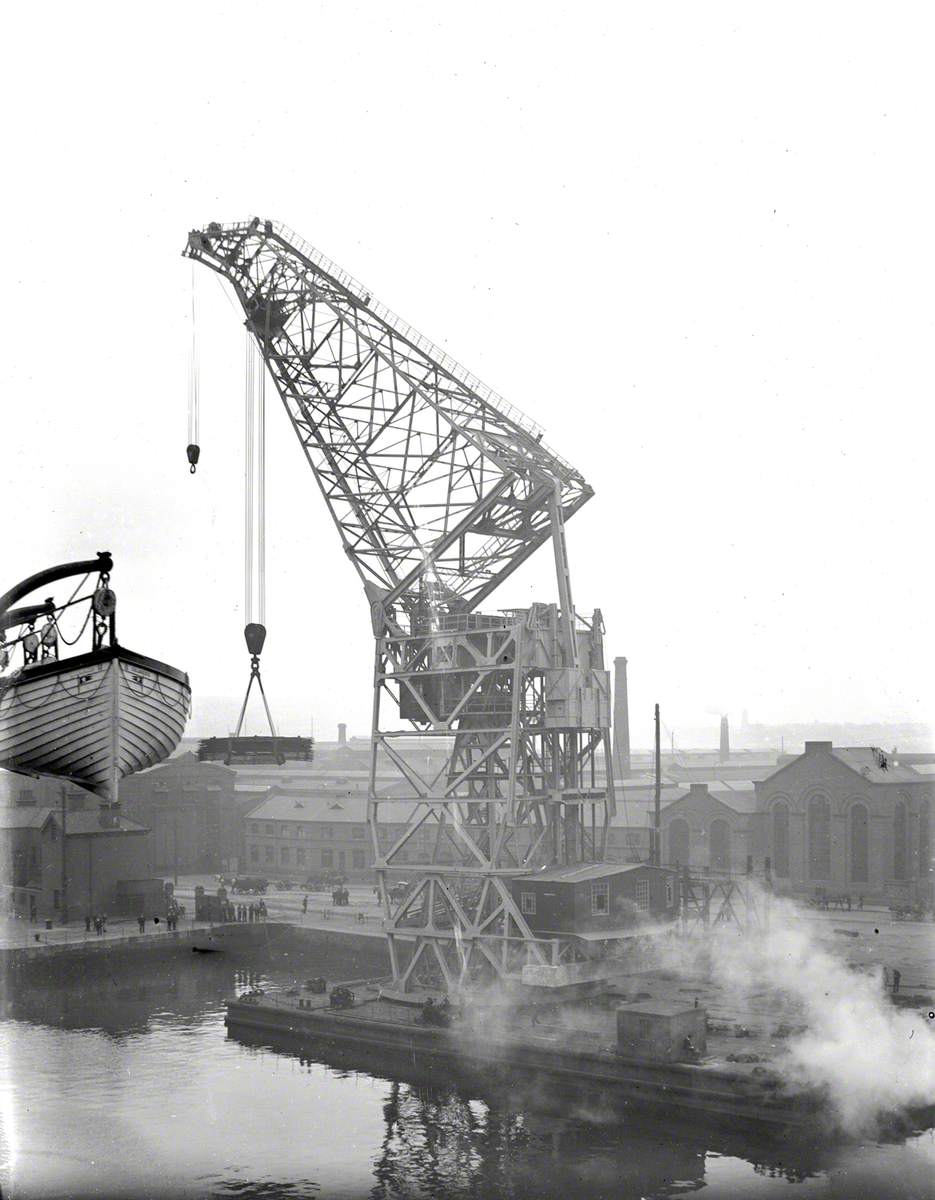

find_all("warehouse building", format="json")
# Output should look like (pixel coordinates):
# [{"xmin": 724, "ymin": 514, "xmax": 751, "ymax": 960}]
[{"xmin": 0, "ymin": 769, "xmax": 154, "ymax": 921}]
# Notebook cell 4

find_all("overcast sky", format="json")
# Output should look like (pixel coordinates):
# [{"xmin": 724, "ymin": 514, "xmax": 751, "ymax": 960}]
[{"xmin": 2, "ymin": 3, "xmax": 932, "ymax": 748}]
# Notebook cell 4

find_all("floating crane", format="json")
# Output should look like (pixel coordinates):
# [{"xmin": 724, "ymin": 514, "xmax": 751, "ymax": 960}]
[{"xmin": 185, "ymin": 218, "xmax": 616, "ymax": 993}]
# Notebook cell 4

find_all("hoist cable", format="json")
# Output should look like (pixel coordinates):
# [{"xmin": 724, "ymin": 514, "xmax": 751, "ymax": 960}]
[
  {"xmin": 257, "ymin": 344, "xmax": 266, "ymax": 627},
  {"xmin": 245, "ymin": 330, "xmax": 255, "ymax": 624},
  {"xmin": 189, "ymin": 264, "xmax": 199, "ymax": 444}
]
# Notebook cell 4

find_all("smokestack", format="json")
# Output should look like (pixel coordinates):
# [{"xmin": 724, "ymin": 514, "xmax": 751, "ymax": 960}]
[
  {"xmin": 719, "ymin": 714, "xmax": 730, "ymax": 762},
  {"xmin": 337, "ymin": 722, "xmax": 347, "ymax": 747},
  {"xmin": 612, "ymin": 657, "xmax": 631, "ymax": 779}
]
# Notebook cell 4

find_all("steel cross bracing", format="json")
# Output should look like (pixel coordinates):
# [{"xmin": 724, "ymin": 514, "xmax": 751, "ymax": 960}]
[
  {"xmin": 186, "ymin": 219, "xmax": 616, "ymax": 994},
  {"xmin": 185, "ymin": 218, "xmax": 591, "ymax": 631}
]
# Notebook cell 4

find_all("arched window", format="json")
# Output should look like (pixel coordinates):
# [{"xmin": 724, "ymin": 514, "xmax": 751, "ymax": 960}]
[
  {"xmin": 850, "ymin": 803, "xmax": 869, "ymax": 884},
  {"xmin": 808, "ymin": 795, "xmax": 831, "ymax": 880},
  {"xmin": 709, "ymin": 819, "xmax": 730, "ymax": 872},
  {"xmin": 772, "ymin": 802, "xmax": 790, "ymax": 878},
  {"xmin": 668, "ymin": 818, "xmax": 690, "ymax": 869},
  {"xmin": 894, "ymin": 800, "xmax": 908, "ymax": 880},
  {"xmin": 920, "ymin": 800, "xmax": 931, "ymax": 880}
]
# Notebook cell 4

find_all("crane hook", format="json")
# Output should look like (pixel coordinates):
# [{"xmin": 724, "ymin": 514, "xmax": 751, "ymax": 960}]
[{"xmin": 186, "ymin": 443, "xmax": 201, "ymax": 475}]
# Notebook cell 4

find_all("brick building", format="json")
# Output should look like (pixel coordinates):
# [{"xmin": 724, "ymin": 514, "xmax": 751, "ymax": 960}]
[
  {"xmin": 244, "ymin": 790, "xmax": 373, "ymax": 879},
  {"xmin": 119, "ymin": 754, "xmax": 240, "ymax": 873},
  {"xmin": 756, "ymin": 742, "xmax": 932, "ymax": 902},
  {"xmin": 0, "ymin": 769, "xmax": 154, "ymax": 921},
  {"xmin": 243, "ymin": 785, "xmax": 467, "ymax": 881},
  {"xmin": 660, "ymin": 781, "xmax": 761, "ymax": 874}
]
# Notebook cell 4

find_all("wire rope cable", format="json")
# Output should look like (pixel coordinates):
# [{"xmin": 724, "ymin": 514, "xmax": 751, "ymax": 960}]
[
  {"xmin": 189, "ymin": 263, "xmax": 200, "ymax": 446},
  {"xmin": 245, "ymin": 329, "xmax": 255, "ymax": 624}
]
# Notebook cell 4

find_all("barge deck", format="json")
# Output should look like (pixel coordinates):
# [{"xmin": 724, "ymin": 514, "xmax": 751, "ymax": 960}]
[{"xmin": 226, "ymin": 987, "xmax": 824, "ymax": 1134}]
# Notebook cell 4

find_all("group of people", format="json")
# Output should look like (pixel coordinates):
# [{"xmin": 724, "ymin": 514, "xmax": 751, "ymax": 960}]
[
  {"xmin": 231, "ymin": 901, "xmax": 266, "ymax": 923},
  {"xmin": 86, "ymin": 911, "xmax": 184, "ymax": 936}
]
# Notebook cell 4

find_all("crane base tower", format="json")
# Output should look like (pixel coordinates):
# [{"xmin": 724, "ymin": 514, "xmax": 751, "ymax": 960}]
[{"xmin": 373, "ymin": 600, "xmax": 614, "ymax": 994}]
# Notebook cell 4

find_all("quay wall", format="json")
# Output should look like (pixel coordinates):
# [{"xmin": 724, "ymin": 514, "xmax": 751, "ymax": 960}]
[{"xmin": 1, "ymin": 921, "xmax": 391, "ymax": 981}]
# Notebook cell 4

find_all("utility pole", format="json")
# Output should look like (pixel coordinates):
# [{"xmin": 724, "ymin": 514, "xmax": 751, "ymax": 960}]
[
  {"xmin": 59, "ymin": 785, "xmax": 68, "ymax": 924},
  {"xmin": 654, "ymin": 704, "xmax": 662, "ymax": 867}
]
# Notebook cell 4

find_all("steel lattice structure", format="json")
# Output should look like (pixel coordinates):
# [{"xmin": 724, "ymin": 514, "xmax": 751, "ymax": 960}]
[{"xmin": 186, "ymin": 218, "xmax": 616, "ymax": 994}]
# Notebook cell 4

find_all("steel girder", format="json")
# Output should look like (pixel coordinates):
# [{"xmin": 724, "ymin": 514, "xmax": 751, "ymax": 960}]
[
  {"xmin": 186, "ymin": 219, "xmax": 612, "ymax": 993},
  {"xmin": 184, "ymin": 219, "xmax": 592, "ymax": 626},
  {"xmin": 369, "ymin": 607, "xmax": 614, "ymax": 994}
]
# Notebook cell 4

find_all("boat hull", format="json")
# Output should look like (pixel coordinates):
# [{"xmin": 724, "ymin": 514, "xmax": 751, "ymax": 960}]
[{"xmin": 0, "ymin": 647, "xmax": 191, "ymax": 799}]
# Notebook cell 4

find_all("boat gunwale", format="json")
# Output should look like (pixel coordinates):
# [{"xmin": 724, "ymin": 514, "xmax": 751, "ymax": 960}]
[{"xmin": 5, "ymin": 646, "xmax": 190, "ymax": 689}]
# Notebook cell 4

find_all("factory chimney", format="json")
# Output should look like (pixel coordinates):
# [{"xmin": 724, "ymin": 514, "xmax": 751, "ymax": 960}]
[
  {"xmin": 612, "ymin": 657, "xmax": 631, "ymax": 779},
  {"xmin": 337, "ymin": 722, "xmax": 347, "ymax": 747},
  {"xmin": 719, "ymin": 714, "xmax": 730, "ymax": 763}
]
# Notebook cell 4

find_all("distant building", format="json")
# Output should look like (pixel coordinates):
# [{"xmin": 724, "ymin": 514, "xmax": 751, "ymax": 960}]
[
  {"xmin": 243, "ymin": 789, "xmax": 373, "ymax": 880},
  {"xmin": 660, "ymin": 782, "xmax": 761, "ymax": 874},
  {"xmin": 756, "ymin": 742, "xmax": 932, "ymax": 902},
  {"xmin": 0, "ymin": 805, "xmax": 61, "ymax": 920},
  {"xmin": 0, "ymin": 770, "xmax": 153, "ymax": 920},
  {"xmin": 119, "ymin": 754, "xmax": 240, "ymax": 873},
  {"xmin": 242, "ymin": 783, "xmax": 470, "ymax": 881}
]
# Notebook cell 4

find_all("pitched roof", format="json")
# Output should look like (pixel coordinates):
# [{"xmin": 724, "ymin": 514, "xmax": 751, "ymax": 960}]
[
  {"xmin": 519, "ymin": 862, "xmax": 669, "ymax": 884},
  {"xmin": 63, "ymin": 811, "xmax": 149, "ymax": 835},
  {"xmin": 756, "ymin": 742, "xmax": 926, "ymax": 790},
  {"xmin": 0, "ymin": 806, "xmax": 56, "ymax": 830},
  {"xmin": 707, "ymin": 787, "xmax": 760, "ymax": 814},
  {"xmin": 830, "ymin": 747, "xmax": 923, "ymax": 784},
  {"xmin": 245, "ymin": 791, "xmax": 368, "ymax": 822},
  {"xmin": 127, "ymin": 753, "xmax": 235, "ymax": 779}
]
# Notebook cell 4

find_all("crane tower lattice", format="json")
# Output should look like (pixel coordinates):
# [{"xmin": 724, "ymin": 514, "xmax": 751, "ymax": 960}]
[{"xmin": 185, "ymin": 217, "xmax": 616, "ymax": 994}]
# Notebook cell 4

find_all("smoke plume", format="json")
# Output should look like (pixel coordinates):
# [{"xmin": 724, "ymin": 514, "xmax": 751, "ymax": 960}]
[{"xmin": 661, "ymin": 889, "xmax": 935, "ymax": 1133}]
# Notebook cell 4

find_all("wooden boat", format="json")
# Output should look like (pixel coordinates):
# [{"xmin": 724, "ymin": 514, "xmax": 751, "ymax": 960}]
[{"xmin": 0, "ymin": 553, "xmax": 191, "ymax": 799}]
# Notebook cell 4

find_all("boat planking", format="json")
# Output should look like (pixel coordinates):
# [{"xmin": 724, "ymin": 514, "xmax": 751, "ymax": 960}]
[
  {"xmin": 0, "ymin": 646, "xmax": 190, "ymax": 799},
  {"xmin": 0, "ymin": 553, "xmax": 191, "ymax": 799}
]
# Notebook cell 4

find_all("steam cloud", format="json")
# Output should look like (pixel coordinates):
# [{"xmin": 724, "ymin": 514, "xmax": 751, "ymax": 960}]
[{"xmin": 660, "ymin": 889, "xmax": 935, "ymax": 1133}]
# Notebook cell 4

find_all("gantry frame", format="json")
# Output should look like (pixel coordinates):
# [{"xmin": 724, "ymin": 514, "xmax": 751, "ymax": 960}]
[{"xmin": 185, "ymin": 218, "xmax": 615, "ymax": 992}]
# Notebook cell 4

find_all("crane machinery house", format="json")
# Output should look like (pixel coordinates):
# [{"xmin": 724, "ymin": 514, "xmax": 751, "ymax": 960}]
[{"xmin": 510, "ymin": 863, "xmax": 680, "ymax": 939}]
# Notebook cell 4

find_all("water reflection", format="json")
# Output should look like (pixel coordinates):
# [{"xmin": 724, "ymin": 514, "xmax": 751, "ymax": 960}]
[
  {"xmin": 230, "ymin": 1026, "xmax": 836, "ymax": 1199},
  {"xmin": 2, "ymin": 951, "xmax": 933, "ymax": 1200}
]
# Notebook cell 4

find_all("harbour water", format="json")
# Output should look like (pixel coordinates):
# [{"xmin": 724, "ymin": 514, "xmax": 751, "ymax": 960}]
[{"xmin": 1, "ymin": 947, "xmax": 933, "ymax": 1200}]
